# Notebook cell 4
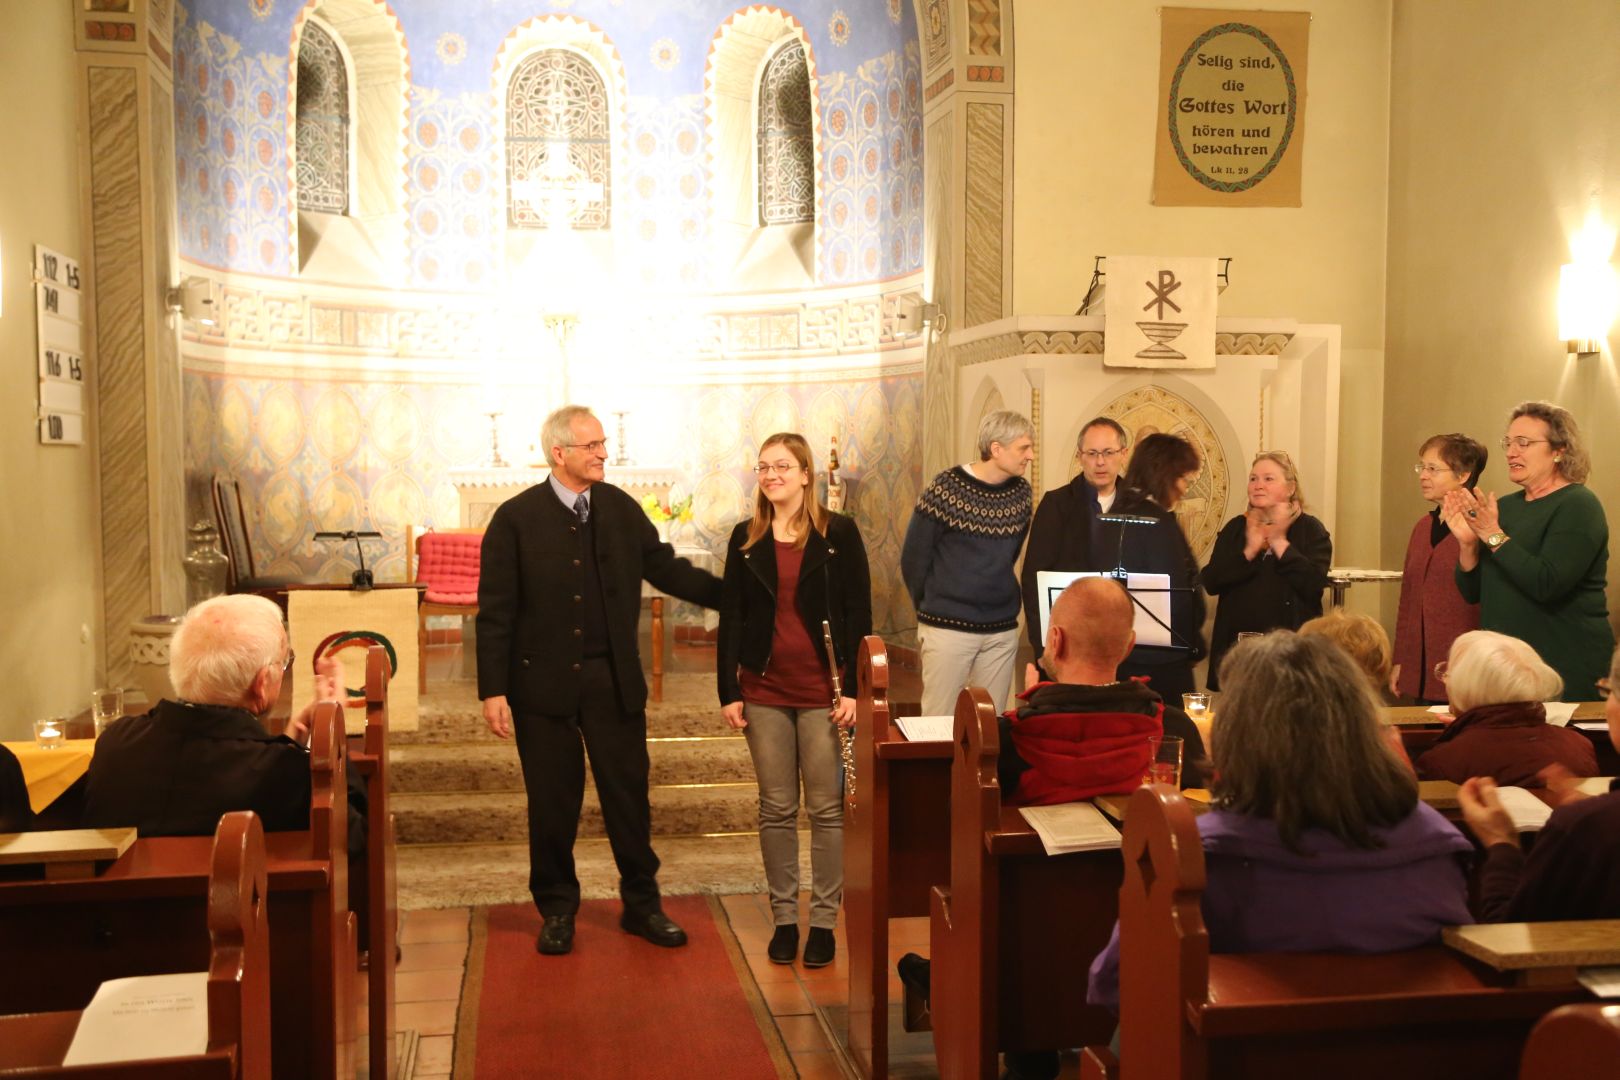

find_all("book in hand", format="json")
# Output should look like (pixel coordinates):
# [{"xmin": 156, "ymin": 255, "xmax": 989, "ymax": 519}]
[
  {"xmin": 1018, "ymin": 801, "xmax": 1122, "ymax": 856},
  {"xmin": 62, "ymin": 972, "xmax": 209, "ymax": 1066},
  {"xmin": 1493, "ymin": 786, "xmax": 1554, "ymax": 832}
]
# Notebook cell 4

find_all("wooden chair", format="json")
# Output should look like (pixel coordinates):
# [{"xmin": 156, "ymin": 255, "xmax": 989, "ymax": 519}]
[
  {"xmin": 1519, "ymin": 1004, "xmax": 1620, "ymax": 1076},
  {"xmin": 845, "ymin": 635, "xmax": 944, "ymax": 1079},
  {"xmin": 210, "ymin": 475, "xmax": 316, "ymax": 601},
  {"xmin": 347, "ymin": 646, "xmax": 398, "ymax": 1080},
  {"xmin": 405, "ymin": 525, "xmax": 483, "ymax": 693},
  {"xmin": 928, "ymin": 687, "xmax": 1123, "ymax": 1080},
  {"xmin": 0, "ymin": 810, "xmax": 270, "ymax": 1078},
  {"xmin": 0, "ymin": 706, "xmax": 356, "ymax": 1080},
  {"xmin": 1080, "ymin": 785, "xmax": 1587, "ymax": 1080}
]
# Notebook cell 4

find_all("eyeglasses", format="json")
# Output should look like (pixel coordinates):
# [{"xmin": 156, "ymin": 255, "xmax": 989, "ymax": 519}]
[
  {"xmin": 274, "ymin": 649, "xmax": 295, "ymax": 676},
  {"xmin": 1499, "ymin": 437, "xmax": 1550, "ymax": 450},
  {"xmin": 753, "ymin": 462, "xmax": 802, "ymax": 475},
  {"xmin": 1412, "ymin": 463, "xmax": 1453, "ymax": 476},
  {"xmin": 563, "ymin": 440, "xmax": 610, "ymax": 454},
  {"xmin": 1077, "ymin": 448, "xmax": 1123, "ymax": 462}
]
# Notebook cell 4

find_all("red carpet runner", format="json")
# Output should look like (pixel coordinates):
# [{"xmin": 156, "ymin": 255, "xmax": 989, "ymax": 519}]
[{"xmin": 454, "ymin": 895, "xmax": 791, "ymax": 1078}]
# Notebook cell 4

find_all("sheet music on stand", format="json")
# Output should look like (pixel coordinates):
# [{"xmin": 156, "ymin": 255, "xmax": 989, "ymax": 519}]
[{"xmin": 1036, "ymin": 570, "xmax": 1173, "ymax": 647}]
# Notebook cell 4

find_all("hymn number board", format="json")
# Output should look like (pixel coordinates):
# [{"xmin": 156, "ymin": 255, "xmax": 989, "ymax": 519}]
[{"xmin": 35, "ymin": 244, "xmax": 85, "ymax": 446}]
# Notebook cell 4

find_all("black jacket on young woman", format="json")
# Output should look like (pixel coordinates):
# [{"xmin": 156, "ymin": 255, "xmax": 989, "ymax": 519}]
[
  {"xmin": 717, "ymin": 512, "xmax": 873, "ymax": 707},
  {"xmin": 1201, "ymin": 511, "xmax": 1332, "ymax": 690},
  {"xmin": 1108, "ymin": 488, "xmax": 1208, "ymax": 700}
]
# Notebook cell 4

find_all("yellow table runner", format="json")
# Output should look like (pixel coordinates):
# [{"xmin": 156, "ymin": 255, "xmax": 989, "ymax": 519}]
[{"xmin": 3, "ymin": 739, "xmax": 96, "ymax": 813}]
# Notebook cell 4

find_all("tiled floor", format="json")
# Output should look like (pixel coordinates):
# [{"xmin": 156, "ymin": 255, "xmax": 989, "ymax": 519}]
[{"xmin": 356, "ymin": 906, "xmax": 470, "ymax": 1079}]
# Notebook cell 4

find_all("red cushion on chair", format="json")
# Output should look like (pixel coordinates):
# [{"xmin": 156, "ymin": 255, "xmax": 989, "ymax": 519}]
[{"xmin": 417, "ymin": 533, "xmax": 481, "ymax": 607}]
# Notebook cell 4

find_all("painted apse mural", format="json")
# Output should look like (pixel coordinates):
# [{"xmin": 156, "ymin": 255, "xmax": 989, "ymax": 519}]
[{"xmin": 175, "ymin": 0, "xmax": 928, "ymax": 635}]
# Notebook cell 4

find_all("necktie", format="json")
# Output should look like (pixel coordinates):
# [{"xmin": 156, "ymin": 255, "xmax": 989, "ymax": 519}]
[{"xmin": 574, "ymin": 493, "xmax": 589, "ymax": 524}]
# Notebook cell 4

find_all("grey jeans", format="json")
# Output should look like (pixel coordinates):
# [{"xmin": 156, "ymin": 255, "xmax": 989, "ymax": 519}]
[
  {"xmin": 918, "ymin": 623, "xmax": 1021, "ymax": 718},
  {"xmin": 743, "ymin": 702, "xmax": 844, "ymax": 928}
]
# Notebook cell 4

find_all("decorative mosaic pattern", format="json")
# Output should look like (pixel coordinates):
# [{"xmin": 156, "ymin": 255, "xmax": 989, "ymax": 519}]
[
  {"xmin": 294, "ymin": 20, "xmax": 348, "ymax": 214},
  {"xmin": 759, "ymin": 41, "xmax": 815, "ymax": 226},
  {"xmin": 505, "ymin": 48, "xmax": 612, "ymax": 229},
  {"xmin": 966, "ymin": 0, "xmax": 1000, "ymax": 56},
  {"xmin": 405, "ymin": 87, "xmax": 499, "ymax": 288},
  {"xmin": 1096, "ymin": 386, "xmax": 1231, "ymax": 562},
  {"xmin": 924, "ymin": 0, "xmax": 950, "ymax": 71},
  {"xmin": 818, "ymin": 44, "xmax": 924, "ymax": 282},
  {"xmin": 173, "ymin": 16, "xmax": 294, "ymax": 274}
]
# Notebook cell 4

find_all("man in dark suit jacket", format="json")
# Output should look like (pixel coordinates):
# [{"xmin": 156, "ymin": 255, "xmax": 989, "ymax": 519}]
[
  {"xmin": 81, "ymin": 593, "xmax": 365, "ymax": 856},
  {"xmin": 1020, "ymin": 417, "xmax": 1131, "ymax": 655},
  {"xmin": 478, "ymin": 405, "xmax": 722, "ymax": 956}
]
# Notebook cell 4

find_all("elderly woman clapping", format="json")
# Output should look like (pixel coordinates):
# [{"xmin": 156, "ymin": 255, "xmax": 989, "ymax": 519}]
[
  {"xmin": 1415, "ymin": 631, "xmax": 1596, "ymax": 786},
  {"xmin": 1442, "ymin": 401, "xmax": 1615, "ymax": 701}
]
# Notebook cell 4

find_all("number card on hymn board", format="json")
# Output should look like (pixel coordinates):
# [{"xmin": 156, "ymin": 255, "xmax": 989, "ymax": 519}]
[{"xmin": 35, "ymin": 244, "xmax": 85, "ymax": 446}]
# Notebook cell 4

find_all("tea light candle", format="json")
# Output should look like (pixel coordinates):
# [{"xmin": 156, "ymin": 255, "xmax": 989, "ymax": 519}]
[{"xmin": 1182, "ymin": 692, "xmax": 1210, "ymax": 719}]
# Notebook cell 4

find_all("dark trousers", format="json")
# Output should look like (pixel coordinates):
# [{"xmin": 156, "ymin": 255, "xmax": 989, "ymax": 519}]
[{"xmin": 511, "ymin": 657, "xmax": 661, "ymax": 918}]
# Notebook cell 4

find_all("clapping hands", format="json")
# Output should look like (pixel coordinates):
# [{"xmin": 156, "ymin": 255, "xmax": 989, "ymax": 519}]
[{"xmin": 283, "ymin": 655, "xmax": 342, "ymax": 746}]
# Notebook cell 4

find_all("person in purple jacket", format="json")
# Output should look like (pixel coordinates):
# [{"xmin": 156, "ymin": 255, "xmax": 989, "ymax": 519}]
[{"xmin": 1089, "ymin": 631, "xmax": 1474, "ymax": 1014}]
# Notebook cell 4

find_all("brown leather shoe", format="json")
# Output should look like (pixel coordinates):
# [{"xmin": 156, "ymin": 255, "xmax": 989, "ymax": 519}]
[
  {"xmin": 537, "ymin": 914, "xmax": 575, "ymax": 955},
  {"xmin": 620, "ymin": 910, "xmax": 687, "ymax": 948}
]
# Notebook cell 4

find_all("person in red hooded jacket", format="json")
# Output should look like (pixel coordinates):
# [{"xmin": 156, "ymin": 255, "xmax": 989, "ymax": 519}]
[{"xmin": 999, "ymin": 576, "xmax": 1206, "ymax": 803}]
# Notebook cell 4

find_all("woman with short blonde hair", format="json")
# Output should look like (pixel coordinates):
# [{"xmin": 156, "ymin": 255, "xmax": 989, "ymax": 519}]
[{"xmin": 1416, "ymin": 630, "xmax": 1596, "ymax": 786}]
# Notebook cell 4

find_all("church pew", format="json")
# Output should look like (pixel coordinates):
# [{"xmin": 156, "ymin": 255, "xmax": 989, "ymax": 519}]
[
  {"xmin": 0, "ymin": 810, "xmax": 270, "ymax": 1078},
  {"xmin": 928, "ymin": 687, "xmax": 1123, "ymax": 1080},
  {"xmin": 0, "ymin": 704, "xmax": 356, "ymax": 1080},
  {"xmin": 1518, "ymin": 1004, "xmax": 1620, "ymax": 1077},
  {"xmin": 347, "ymin": 645, "xmax": 398, "ymax": 1080},
  {"xmin": 1080, "ymin": 785, "xmax": 1587, "ymax": 1080},
  {"xmin": 844, "ymin": 635, "xmax": 948, "ymax": 1080}
]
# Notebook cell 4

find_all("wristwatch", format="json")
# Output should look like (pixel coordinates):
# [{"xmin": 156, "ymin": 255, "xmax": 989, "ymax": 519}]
[{"xmin": 1485, "ymin": 531, "xmax": 1510, "ymax": 550}]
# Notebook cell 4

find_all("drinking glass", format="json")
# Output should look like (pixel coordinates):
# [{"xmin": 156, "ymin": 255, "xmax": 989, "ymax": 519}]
[
  {"xmin": 34, "ymin": 718, "xmax": 66, "ymax": 750},
  {"xmin": 1144, "ymin": 734, "xmax": 1184, "ymax": 788},
  {"xmin": 1181, "ymin": 692, "xmax": 1210, "ymax": 720},
  {"xmin": 92, "ymin": 687, "xmax": 124, "ymax": 737}
]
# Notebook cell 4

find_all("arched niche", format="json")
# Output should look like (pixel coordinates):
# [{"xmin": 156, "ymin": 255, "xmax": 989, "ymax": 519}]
[
  {"xmin": 705, "ymin": 5, "xmax": 822, "ymax": 290},
  {"xmin": 491, "ymin": 15, "xmax": 629, "ymax": 289},
  {"xmin": 287, "ymin": 0, "xmax": 410, "ymax": 282}
]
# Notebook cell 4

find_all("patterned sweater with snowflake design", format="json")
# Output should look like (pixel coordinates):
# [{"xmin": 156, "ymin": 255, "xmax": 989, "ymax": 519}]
[{"xmin": 900, "ymin": 465, "xmax": 1033, "ymax": 633}]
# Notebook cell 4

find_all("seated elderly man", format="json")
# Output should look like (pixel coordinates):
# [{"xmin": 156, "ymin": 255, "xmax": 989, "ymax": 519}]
[
  {"xmin": 1001, "ymin": 576, "xmax": 1207, "ymax": 803},
  {"xmin": 902, "ymin": 577, "xmax": 1206, "ymax": 1080},
  {"xmin": 82, "ymin": 594, "xmax": 364, "ymax": 855}
]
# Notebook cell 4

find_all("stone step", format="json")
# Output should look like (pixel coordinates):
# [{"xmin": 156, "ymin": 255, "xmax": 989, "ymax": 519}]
[
  {"xmin": 390, "ymin": 735, "xmax": 755, "ymax": 794},
  {"xmin": 404, "ymin": 673, "xmax": 723, "ymax": 745},
  {"xmin": 393, "ymin": 783, "xmax": 794, "ymax": 845},
  {"xmin": 397, "ymin": 833, "xmax": 810, "ymax": 911}
]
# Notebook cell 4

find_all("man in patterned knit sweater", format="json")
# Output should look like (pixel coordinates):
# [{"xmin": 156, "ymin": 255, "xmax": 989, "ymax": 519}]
[{"xmin": 901, "ymin": 410, "xmax": 1035, "ymax": 716}]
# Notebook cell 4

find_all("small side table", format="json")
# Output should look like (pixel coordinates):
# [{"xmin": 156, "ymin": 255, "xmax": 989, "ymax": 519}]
[{"xmin": 1326, "ymin": 567, "xmax": 1403, "ymax": 608}]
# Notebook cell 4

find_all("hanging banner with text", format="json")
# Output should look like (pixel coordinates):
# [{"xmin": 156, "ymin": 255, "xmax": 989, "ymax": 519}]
[{"xmin": 1152, "ymin": 8, "xmax": 1310, "ymax": 208}]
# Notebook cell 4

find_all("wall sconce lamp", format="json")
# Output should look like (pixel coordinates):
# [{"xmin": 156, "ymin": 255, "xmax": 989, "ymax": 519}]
[
  {"xmin": 894, "ymin": 293, "xmax": 942, "ymax": 337},
  {"xmin": 1559, "ymin": 261, "xmax": 1617, "ymax": 356},
  {"xmin": 166, "ymin": 275, "xmax": 220, "ymax": 327}
]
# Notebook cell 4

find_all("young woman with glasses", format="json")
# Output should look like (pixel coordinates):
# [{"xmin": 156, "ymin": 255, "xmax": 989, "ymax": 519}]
[{"xmin": 717, "ymin": 432, "xmax": 871, "ymax": 968}]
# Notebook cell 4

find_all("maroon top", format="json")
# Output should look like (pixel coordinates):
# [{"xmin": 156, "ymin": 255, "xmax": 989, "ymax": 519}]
[
  {"xmin": 739, "ymin": 541, "xmax": 831, "ymax": 709},
  {"xmin": 1393, "ymin": 512, "xmax": 1479, "ymax": 701},
  {"xmin": 1414, "ymin": 701, "xmax": 1598, "ymax": 787}
]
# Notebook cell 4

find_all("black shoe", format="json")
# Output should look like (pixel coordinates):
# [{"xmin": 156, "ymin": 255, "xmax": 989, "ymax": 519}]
[
  {"xmin": 767, "ymin": 924, "xmax": 799, "ymax": 964},
  {"xmin": 620, "ymin": 909, "xmax": 688, "ymax": 948},
  {"xmin": 897, "ymin": 952, "xmax": 931, "ymax": 1002},
  {"xmin": 803, "ymin": 926, "xmax": 836, "ymax": 968},
  {"xmin": 536, "ymin": 914, "xmax": 574, "ymax": 955}
]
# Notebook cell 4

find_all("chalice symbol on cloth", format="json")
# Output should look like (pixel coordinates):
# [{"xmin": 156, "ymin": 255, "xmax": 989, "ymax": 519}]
[{"xmin": 1136, "ymin": 268, "xmax": 1189, "ymax": 361}]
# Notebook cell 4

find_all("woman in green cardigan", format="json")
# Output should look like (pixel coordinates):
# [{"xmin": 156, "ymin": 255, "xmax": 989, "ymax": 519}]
[{"xmin": 1442, "ymin": 401, "xmax": 1614, "ymax": 701}]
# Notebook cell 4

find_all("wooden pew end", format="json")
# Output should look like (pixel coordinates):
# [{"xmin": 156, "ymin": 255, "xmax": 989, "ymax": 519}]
[{"xmin": 1079, "ymin": 1045, "xmax": 1120, "ymax": 1080}]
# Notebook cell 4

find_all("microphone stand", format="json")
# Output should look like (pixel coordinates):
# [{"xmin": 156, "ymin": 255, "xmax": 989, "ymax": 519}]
[
  {"xmin": 1096, "ymin": 513, "xmax": 1199, "ymax": 655},
  {"xmin": 313, "ymin": 530, "xmax": 385, "ymax": 590}
]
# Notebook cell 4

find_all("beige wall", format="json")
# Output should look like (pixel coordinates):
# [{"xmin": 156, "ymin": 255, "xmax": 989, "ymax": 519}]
[
  {"xmin": 0, "ymin": 1, "xmax": 101, "ymax": 740},
  {"xmin": 1383, "ymin": 0, "xmax": 1620, "ymax": 634},
  {"xmin": 1012, "ymin": 0, "xmax": 1394, "ymax": 611}
]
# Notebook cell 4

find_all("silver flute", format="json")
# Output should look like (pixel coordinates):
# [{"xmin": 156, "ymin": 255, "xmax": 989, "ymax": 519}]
[{"xmin": 822, "ymin": 619, "xmax": 856, "ymax": 799}]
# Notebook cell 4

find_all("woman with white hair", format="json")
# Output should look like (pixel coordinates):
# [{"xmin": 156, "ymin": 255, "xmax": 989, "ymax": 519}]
[
  {"xmin": 1415, "ymin": 630, "xmax": 1596, "ymax": 786},
  {"xmin": 1442, "ymin": 401, "xmax": 1613, "ymax": 701}
]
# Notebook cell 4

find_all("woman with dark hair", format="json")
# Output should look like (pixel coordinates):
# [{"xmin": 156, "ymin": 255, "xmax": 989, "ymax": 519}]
[
  {"xmin": 1201, "ymin": 451, "xmax": 1332, "ymax": 690},
  {"xmin": 1112, "ymin": 433, "xmax": 1207, "ymax": 698},
  {"xmin": 1393, "ymin": 433, "xmax": 1487, "ymax": 703},
  {"xmin": 718, "ymin": 432, "xmax": 871, "ymax": 969},
  {"xmin": 1443, "ymin": 401, "xmax": 1614, "ymax": 701},
  {"xmin": 1088, "ymin": 632, "xmax": 1473, "ymax": 1012}
]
